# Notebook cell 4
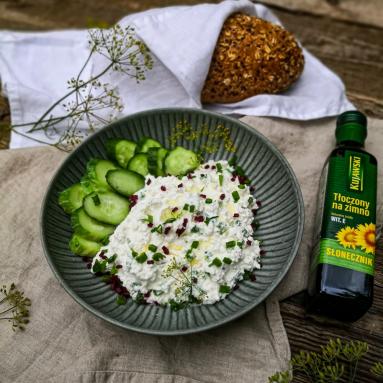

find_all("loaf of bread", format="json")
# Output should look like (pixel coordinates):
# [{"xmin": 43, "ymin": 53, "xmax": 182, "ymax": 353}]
[{"xmin": 201, "ymin": 13, "xmax": 304, "ymax": 104}]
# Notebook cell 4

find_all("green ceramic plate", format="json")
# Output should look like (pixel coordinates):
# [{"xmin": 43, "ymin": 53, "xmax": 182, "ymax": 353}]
[{"xmin": 41, "ymin": 108, "xmax": 304, "ymax": 335}]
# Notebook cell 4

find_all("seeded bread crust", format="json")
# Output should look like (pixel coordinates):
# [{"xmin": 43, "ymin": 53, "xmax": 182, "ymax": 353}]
[{"xmin": 201, "ymin": 13, "xmax": 305, "ymax": 104}]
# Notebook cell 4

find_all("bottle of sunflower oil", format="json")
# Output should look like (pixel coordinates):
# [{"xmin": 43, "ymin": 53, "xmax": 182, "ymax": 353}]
[{"xmin": 308, "ymin": 110, "xmax": 377, "ymax": 321}]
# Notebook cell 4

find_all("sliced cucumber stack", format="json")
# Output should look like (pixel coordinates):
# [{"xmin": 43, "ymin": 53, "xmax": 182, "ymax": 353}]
[
  {"xmin": 164, "ymin": 147, "xmax": 200, "ymax": 176},
  {"xmin": 106, "ymin": 169, "xmax": 145, "ymax": 197},
  {"xmin": 82, "ymin": 159, "xmax": 118, "ymax": 192},
  {"xmin": 127, "ymin": 153, "xmax": 149, "ymax": 176},
  {"xmin": 58, "ymin": 183, "xmax": 88, "ymax": 214},
  {"xmin": 72, "ymin": 208, "xmax": 115, "ymax": 242},
  {"xmin": 69, "ymin": 234, "xmax": 101, "ymax": 257},
  {"xmin": 83, "ymin": 192, "xmax": 130, "ymax": 225},
  {"xmin": 106, "ymin": 138, "xmax": 137, "ymax": 168},
  {"xmin": 137, "ymin": 137, "xmax": 162, "ymax": 153}
]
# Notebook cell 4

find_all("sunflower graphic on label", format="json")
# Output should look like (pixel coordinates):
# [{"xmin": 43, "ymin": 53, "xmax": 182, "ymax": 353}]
[
  {"xmin": 355, "ymin": 223, "xmax": 376, "ymax": 254},
  {"xmin": 336, "ymin": 223, "xmax": 375, "ymax": 254},
  {"xmin": 335, "ymin": 226, "xmax": 358, "ymax": 249}
]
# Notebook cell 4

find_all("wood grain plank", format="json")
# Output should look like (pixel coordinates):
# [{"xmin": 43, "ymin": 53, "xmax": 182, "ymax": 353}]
[{"xmin": 257, "ymin": 0, "xmax": 383, "ymax": 28}]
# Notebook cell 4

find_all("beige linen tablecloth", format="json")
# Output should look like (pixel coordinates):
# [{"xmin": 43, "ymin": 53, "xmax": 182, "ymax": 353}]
[{"xmin": 1, "ymin": 116, "xmax": 382, "ymax": 383}]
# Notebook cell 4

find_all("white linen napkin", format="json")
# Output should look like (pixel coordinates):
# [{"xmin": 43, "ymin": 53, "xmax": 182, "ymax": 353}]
[{"xmin": 0, "ymin": 0, "xmax": 354, "ymax": 149}]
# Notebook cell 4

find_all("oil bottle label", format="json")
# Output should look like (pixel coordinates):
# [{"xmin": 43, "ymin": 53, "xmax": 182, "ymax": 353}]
[{"xmin": 316, "ymin": 150, "xmax": 377, "ymax": 275}]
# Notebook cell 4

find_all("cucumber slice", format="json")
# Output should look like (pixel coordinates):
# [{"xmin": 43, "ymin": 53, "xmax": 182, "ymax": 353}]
[
  {"xmin": 148, "ymin": 147, "xmax": 168, "ymax": 176},
  {"xmin": 69, "ymin": 234, "xmax": 101, "ymax": 257},
  {"xmin": 127, "ymin": 153, "xmax": 149, "ymax": 176},
  {"xmin": 83, "ymin": 192, "xmax": 130, "ymax": 225},
  {"xmin": 164, "ymin": 147, "xmax": 200, "ymax": 176},
  {"xmin": 58, "ymin": 183, "xmax": 87, "ymax": 214},
  {"xmin": 106, "ymin": 138, "xmax": 137, "ymax": 168},
  {"xmin": 106, "ymin": 169, "xmax": 145, "ymax": 197},
  {"xmin": 72, "ymin": 208, "xmax": 115, "ymax": 241},
  {"xmin": 84, "ymin": 159, "xmax": 118, "ymax": 192},
  {"xmin": 137, "ymin": 137, "xmax": 162, "ymax": 153}
]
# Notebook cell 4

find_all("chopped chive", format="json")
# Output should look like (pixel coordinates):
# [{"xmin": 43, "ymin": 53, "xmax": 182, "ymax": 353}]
[
  {"xmin": 185, "ymin": 249, "xmax": 194, "ymax": 261},
  {"xmin": 232, "ymin": 191, "xmax": 240, "ymax": 203},
  {"xmin": 205, "ymin": 198, "xmax": 213, "ymax": 204},
  {"xmin": 189, "ymin": 205, "xmax": 195, "ymax": 213},
  {"xmin": 183, "ymin": 203, "xmax": 189, "ymax": 211},
  {"xmin": 238, "ymin": 184, "xmax": 245, "ymax": 189},
  {"xmin": 191, "ymin": 226, "xmax": 200, "ymax": 233},
  {"xmin": 191, "ymin": 241, "xmax": 199, "ymax": 249},
  {"xmin": 148, "ymin": 244, "xmax": 157, "ymax": 252},
  {"xmin": 92, "ymin": 195, "xmax": 101, "ymax": 206},
  {"xmin": 228, "ymin": 156, "xmax": 237, "ymax": 166},
  {"xmin": 248, "ymin": 197, "xmax": 254, "ymax": 204},
  {"xmin": 205, "ymin": 216, "xmax": 218, "ymax": 225},
  {"xmin": 142, "ymin": 214, "xmax": 153, "ymax": 224},
  {"xmin": 153, "ymin": 253, "xmax": 165, "ymax": 261},
  {"xmin": 163, "ymin": 217, "xmax": 176, "ymax": 224},
  {"xmin": 216, "ymin": 163, "xmax": 222, "ymax": 173},
  {"xmin": 151, "ymin": 224, "xmax": 163, "ymax": 234},
  {"xmin": 226, "ymin": 241, "xmax": 236, "ymax": 249},
  {"xmin": 210, "ymin": 258, "xmax": 222, "ymax": 267},
  {"xmin": 235, "ymin": 165, "xmax": 245, "ymax": 176},
  {"xmin": 237, "ymin": 241, "xmax": 244, "ymax": 249},
  {"xmin": 219, "ymin": 174, "xmax": 224, "ymax": 186},
  {"xmin": 136, "ymin": 253, "xmax": 148, "ymax": 263},
  {"xmin": 219, "ymin": 285, "xmax": 231, "ymax": 294},
  {"xmin": 116, "ymin": 295, "xmax": 127, "ymax": 305},
  {"xmin": 107, "ymin": 254, "xmax": 117, "ymax": 264},
  {"xmin": 110, "ymin": 264, "xmax": 118, "ymax": 275},
  {"xmin": 132, "ymin": 250, "xmax": 138, "ymax": 258},
  {"xmin": 223, "ymin": 257, "xmax": 232, "ymax": 265}
]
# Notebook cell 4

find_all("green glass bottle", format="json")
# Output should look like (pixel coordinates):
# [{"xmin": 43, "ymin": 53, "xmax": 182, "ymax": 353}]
[{"xmin": 308, "ymin": 110, "xmax": 377, "ymax": 321}]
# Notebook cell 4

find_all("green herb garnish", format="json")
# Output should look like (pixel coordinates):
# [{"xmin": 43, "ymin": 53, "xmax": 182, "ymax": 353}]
[
  {"xmin": 238, "ymin": 184, "xmax": 245, "ymax": 189},
  {"xmin": 153, "ymin": 252, "xmax": 165, "ymax": 261},
  {"xmin": 191, "ymin": 241, "xmax": 199, "ymax": 249},
  {"xmin": 228, "ymin": 155, "xmax": 237, "ymax": 166},
  {"xmin": 0, "ymin": 283, "xmax": 31, "ymax": 331},
  {"xmin": 135, "ymin": 253, "xmax": 148, "ymax": 263},
  {"xmin": 191, "ymin": 226, "xmax": 200, "ymax": 233},
  {"xmin": 107, "ymin": 254, "xmax": 117, "ymax": 264},
  {"xmin": 151, "ymin": 224, "xmax": 163, "ymax": 234},
  {"xmin": 248, "ymin": 197, "xmax": 254, "ymax": 205},
  {"xmin": 189, "ymin": 205, "xmax": 195, "ymax": 213},
  {"xmin": 210, "ymin": 258, "xmax": 222, "ymax": 267},
  {"xmin": 223, "ymin": 257, "xmax": 232, "ymax": 265},
  {"xmin": 92, "ymin": 259, "xmax": 107, "ymax": 273},
  {"xmin": 219, "ymin": 285, "xmax": 231, "ymax": 294},
  {"xmin": 148, "ymin": 244, "xmax": 157, "ymax": 252},
  {"xmin": 219, "ymin": 174, "xmax": 224, "ymax": 186},
  {"xmin": 116, "ymin": 295, "xmax": 127, "ymax": 305},
  {"xmin": 205, "ymin": 216, "xmax": 218, "ymax": 225},
  {"xmin": 232, "ymin": 191, "xmax": 240, "ymax": 203},
  {"xmin": 226, "ymin": 241, "xmax": 236, "ymax": 249},
  {"xmin": 132, "ymin": 250, "xmax": 138, "ymax": 258},
  {"xmin": 163, "ymin": 217, "xmax": 176, "ymax": 224},
  {"xmin": 142, "ymin": 214, "xmax": 153, "ymax": 224},
  {"xmin": 183, "ymin": 203, "xmax": 190, "ymax": 211},
  {"xmin": 205, "ymin": 198, "xmax": 213, "ymax": 204},
  {"xmin": 216, "ymin": 163, "xmax": 222, "ymax": 173}
]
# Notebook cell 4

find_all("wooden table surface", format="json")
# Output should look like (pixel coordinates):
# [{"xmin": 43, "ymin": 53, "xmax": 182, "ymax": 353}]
[{"xmin": 1, "ymin": 1, "xmax": 382, "ymax": 381}]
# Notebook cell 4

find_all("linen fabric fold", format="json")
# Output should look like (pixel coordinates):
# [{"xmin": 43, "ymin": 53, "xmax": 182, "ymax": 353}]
[{"xmin": 0, "ymin": 0, "xmax": 354, "ymax": 149}]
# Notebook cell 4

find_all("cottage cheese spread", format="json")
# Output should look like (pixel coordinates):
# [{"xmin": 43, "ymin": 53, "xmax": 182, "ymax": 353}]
[{"xmin": 92, "ymin": 160, "xmax": 261, "ymax": 306}]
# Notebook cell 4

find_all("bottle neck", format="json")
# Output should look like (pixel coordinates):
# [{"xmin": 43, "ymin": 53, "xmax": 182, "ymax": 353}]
[{"xmin": 336, "ymin": 140, "xmax": 364, "ymax": 149}]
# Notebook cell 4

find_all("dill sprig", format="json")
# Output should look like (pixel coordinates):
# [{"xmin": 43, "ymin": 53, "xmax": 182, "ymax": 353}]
[
  {"xmin": 0, "ymin": 283, "xmax": 31, "ymax": 331},
  {"xmin": 11, "ymin": 24, "xmax": 153, "ymax": 151},
  {"xmin": 269, "ymin": 338, "xmax": 372, "ymax": 383}
]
